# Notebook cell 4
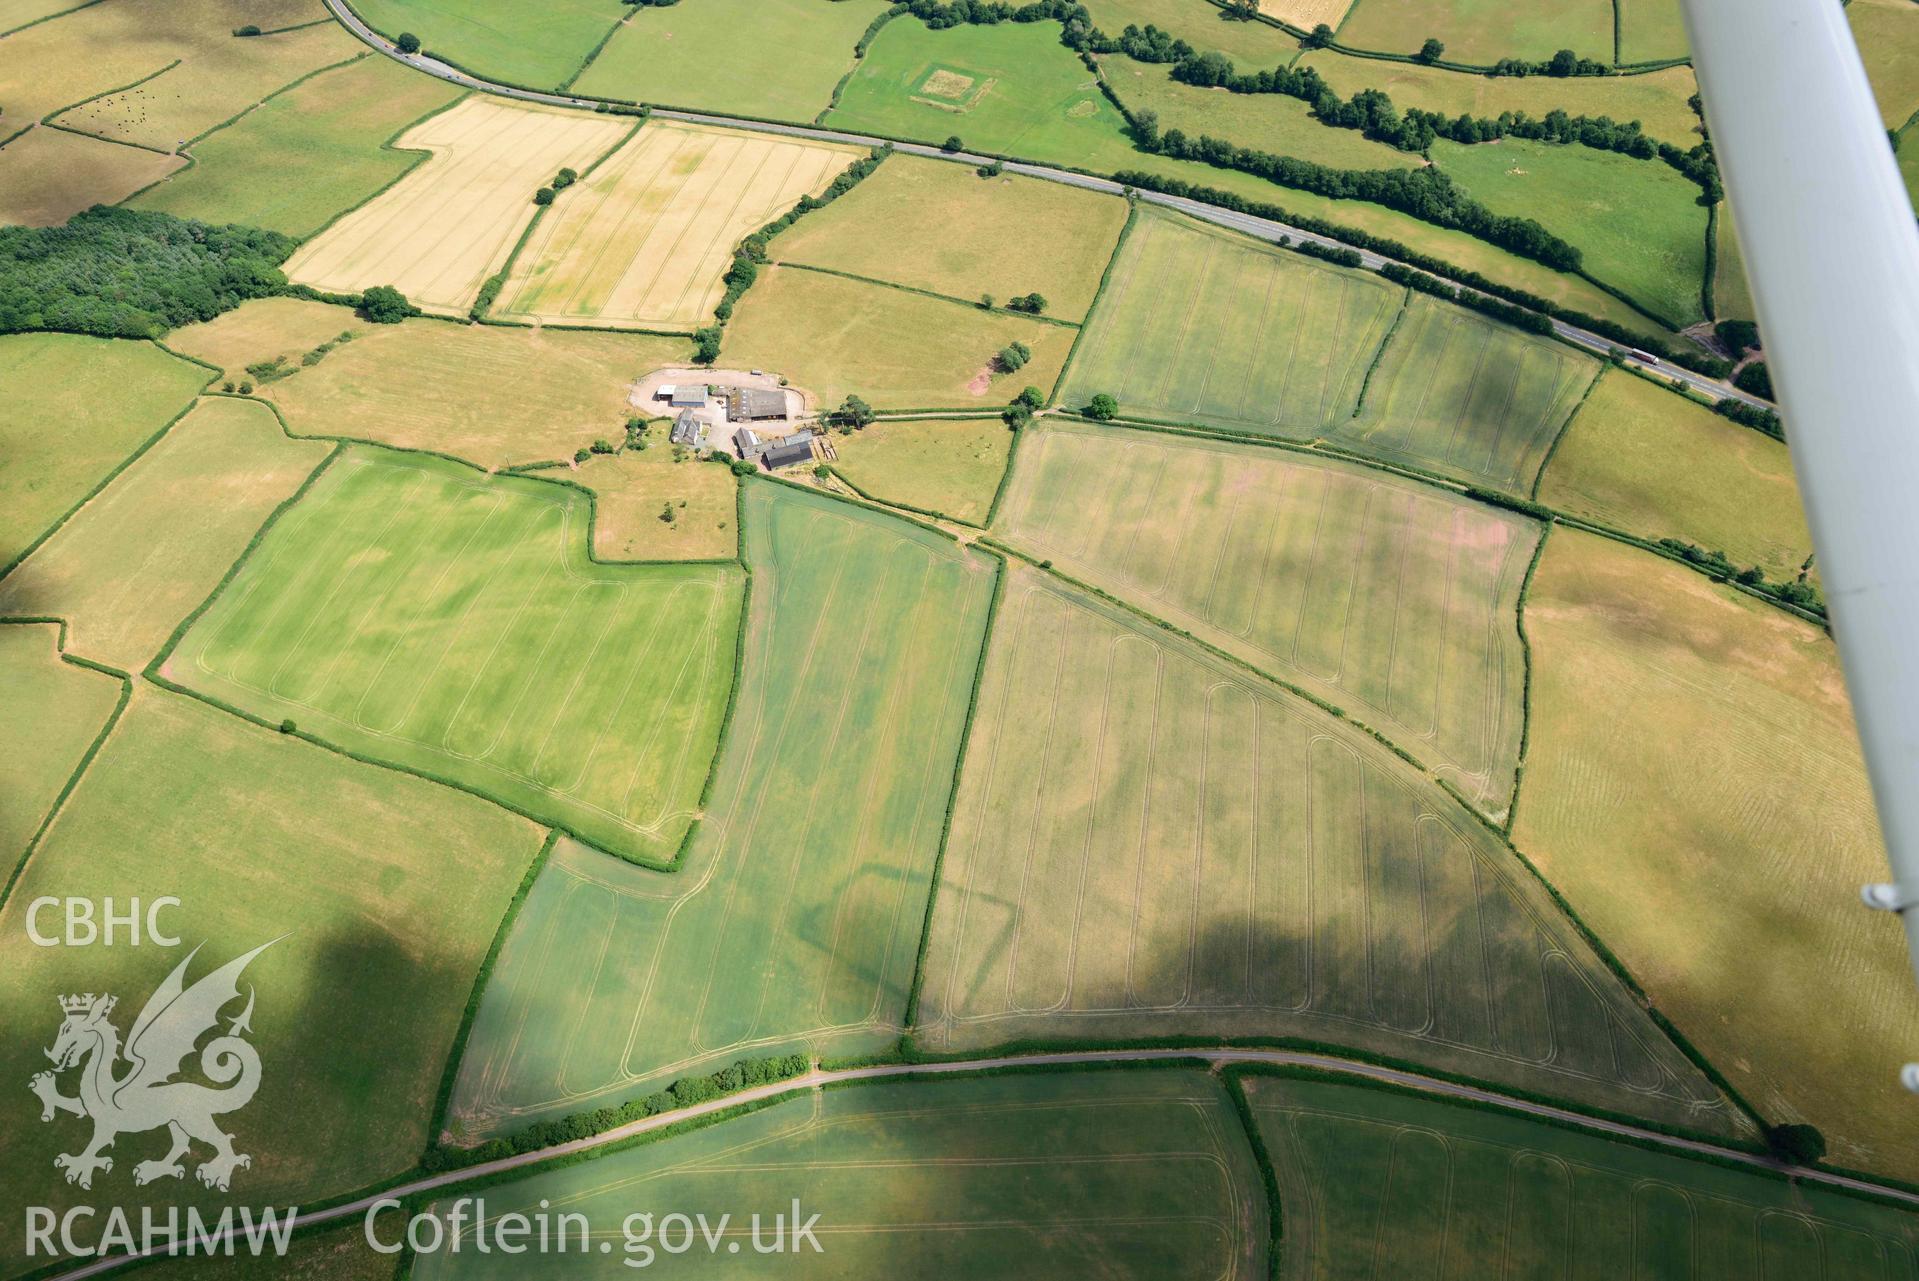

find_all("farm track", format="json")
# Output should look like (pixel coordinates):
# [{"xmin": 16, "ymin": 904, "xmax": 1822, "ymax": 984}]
[
  {"xmin": 318, "ymin": 0, "xmax": 1766, "ymax": 411},
  {"xmin": 44, "ymin": 1043, "xmax": 1919, "ymax": 1281}
]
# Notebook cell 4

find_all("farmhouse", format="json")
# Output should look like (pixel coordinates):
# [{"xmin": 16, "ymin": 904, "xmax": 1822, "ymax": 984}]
[
  {"xmin": 725, "ymin": 388, "xmax": 787, "ymax": 422},
  {"xmin": 759, "ymin": 436, "xmax": 816, "ymax": 471},
  {"xmin": 670, "ymin": 410, "xmax": 710, "ymax": 450}
]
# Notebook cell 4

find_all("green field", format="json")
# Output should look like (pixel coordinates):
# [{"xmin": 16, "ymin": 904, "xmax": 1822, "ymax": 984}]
[
  {"xmin": 0, "ymin": 397, "xmax": 331, "ymax": 671},
  {"xmin": 1852, "ymin": 0, "xmax": 1919, "ymax": 129},
  {"xmin": 421, "ymin": 1071, "xmax": 1267, "ymax": 1278},
  {"xmin": 130, "ymin": 54, "xmax": 464, "ymax": 238},
  {"xmin": 1515, "ymin": 530, "xmax": 1916, "ymax": 1179},
  {"xmin": 0, "ymin": 689, "xmax": 542, "ymax": 1262},
  {"xmin": 1903, "ymin": 120, "xmax": 1919, "ymax": 213},
  {"xmin": 1086, "ymin": 0, "xmax": 1302, "ymax": 62},
  {"xmin": 169, "ymin": 301, "xmax": 690, "ymax": 468},
  {"xmin": 993, "ymin": 421, "xmax": 1536, "ymax": 813},
  {"xmin": 166, "ymin": 448, "xmax": 743, "ymax": 865},
  {"xmin": 574, "ymin": 0, "xmax": 888, "ymax": 123},
  {"xmin": 1433, "ymin": 135, "xmax": 1711, "ymax": 327},
  {"xmin": 1714, "ymin": 200, "xmax": 1757, "ymax": 320},
  {"xmin": 831, "ymin": 416, "xmax": 1015, "ymax": 525},
  {"xmin": 1335, "ymin": 0, "xmax": 1614, "ymax": 65},
  {"xmin": 1246, "ymin": 1073, "xmax": 1919, "ymax": 1277},
  {"xmin": 1057, "ymin": 207, "xmax": 1404, "ymax": 437},
  {"xmin": 1538, "ymin": 370, "xmax": 1813, "ymax": 579},
  {"xmin": 722, "ymin": 266, "xmax": 1072, "ymax": 410},
  {"xmin": 0, "ymin": 335, "xmax": 209, "ymax": 572},
  {"xmin": 917, "ymin": 562, "xmax": 1740, "ymax": 1134},
  {"xmin": 1296, "ymin": 50, "xmax": 1702, "ymax": 147},
  {"xmin": 446, "ymin": 483, "xmax": 995, "ymax": 1137},
  {"xmin": 1345, "ymin": 291, "xmax": 1599, "ymax": 492},
  {"xmin": 573, "ymin": 444, "xmax": 739, "ymax": 562},
  {"xmin": 1107, "ymin": 56, "xmax": 1423, "ymax": 172},
  {"xmin": 1617, "ymin": 0, "xmax": 1692, "ymax": 65},
  {"xmin": 772, "ymin": 153, "xmax": 1129, "ymax": 323},
  {"xmin": 350, "ymin": 0, "xmax": 629, "ymax": 89},
  {"xmin": 134, "ymin": 1224, "xmax": 395, "ymax": 1281},
  {"xmin": 0, "ymin": 623, "xmax": 121, "ymax": 869}
]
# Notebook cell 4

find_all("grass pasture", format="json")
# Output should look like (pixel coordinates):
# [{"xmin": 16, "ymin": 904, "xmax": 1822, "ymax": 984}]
[
  {"xmin": 1432, "ymin": 136, "xmax": 1711, "ymax": 327},
  {"xmin": 171, "ymin": 300, "xmax": 689, "ymax": 468},
  {"xmin": 421, "ymin": 1071, "xmax": 1267, "ymax": 1279},
  {"xmin": 573, "ymin": 0, "xmax": 889, "ymax": 123},
  {"xmin": 50, "ymin": 20, "xmax": 360, "ymax": 152},
  {"xmin": 992, "ymin": 421, "xmax": 1536, "ymax": 813},
  {"xmin": 1617, "ymin": 0, "xmax": 1692, "ymax": 65},
  {"xmin": 0, "ymin": 397, "xmax": 330, "ymax": 671},
  {"xmin": 831, "ymin": 416, "xmax": 1014, "ymax": 525},
  {"xmin": 1247, "ymin": 1074, "xmax": 1919, "ymax": 1279},
  {"xmin": 0, "ymin": 126, "xmax": 183, "ymax": 226},
  {"xmin": 1714, "ymin": 200, "xmax": 1756, "ymax": 320},
  {"xmin": 1345, "ymin": 291, "xmax": 1599, "ymax": 492},
  {"xmin": 133, "ymin": 1223, "xmax": 396, "ymax": 1281},
  {"xmin": 0, "ymin": 334, "xmax": 208, "ymax": 570},
  {"xmin": 1851, "ymin": 0, "xmax": 1919, "ymax": 130},
  {"xmin": 166, "ymin": 448, "xmax": 744, "ymax": 866},
  {"xmin": 350, "ymin": 0, "xmax": 629, "ymax": 90},
  {"xmin": 1514, "ymin": 530, "xmax": 1917, "ymax": 1179},
  {"xmin": 1086, "ymin": 0, "xmax": 1303, "ymax": 62},
  {"xmin": 571, "ymin": 443, "xmax": 738, "ymax": 562},
  {"xmin": 0, "ymin": 689, "xmax": 542, "ymax": 1257},
  {"xmin": 498, "ymin": 122, "xmax": 864, "ymax": 332},
  {"xmin": 1335, "ymin": 0, "xmax": 1614, "ymax": 65},
  {"xmin": 1296, "ymin": 50, "xmax": 1702, "ymax": 147},
  {"xmin": 1058, "ymin": 207, "xmax": 1404, "ymax": 437},
  {"xmin": 1538, "ymin": 370, "xmax": 1813, "ymax": 579},
  {"xmin": 447, "ymin": 483, "xmax": 994, "ymax": 1137},
  {"xmin": 130, "ymin": 54, "xmax": 464, "ymax": 238},
  {"xmin": 283, "ymin": 97, "xmax": 631, "ymax": 315},
  {"xmin": 917, "ymin": 563, "xmax": 1737, "ymax": 1134},
  {"xmin": 0, "ymin": 623, "xmax": 121, "ymax": 867},
  {"xmin": 721, "ymin": 266, "xmax": 1070, "ymax": 409},
  {"xmin": 772, "ymin": 153, "xmax": 1129, "ymax": 323}
]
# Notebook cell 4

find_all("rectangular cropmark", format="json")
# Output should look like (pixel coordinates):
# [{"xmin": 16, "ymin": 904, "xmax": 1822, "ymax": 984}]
[
  {"xmin": 499, "ymin": 121, "xmax": 864, "ymax": 331},
  {"xmin": 164, "ymin": 447, "xmax": 743, "ymax": 866},
  {"xmin": 282, "ymin": 97, "xmax": 631, "ymax": 315}
]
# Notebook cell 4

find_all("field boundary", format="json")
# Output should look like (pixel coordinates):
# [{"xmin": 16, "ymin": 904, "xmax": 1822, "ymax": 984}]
[
  {"xmin": 1526, "ymin": 358, "xmax": 1607, "ymax": 494},
  {"xmin": 823, "ymin": 461, "xmax": 988, "ymax": 530},
  {"xmin": 0, "ymin": 617, "xmax": 133, "ymax": 912},
  {"xmin": 980, "ymin": 413, "xmax": 1029, "ymax": 528},
  {"xmin": 815, "ymin": 6, "xmax": 901, "ymax": 126},
  {"xmin": 0, "ymin": 0, "xmax": 103, "ymax": 38},
  {"xmin": 900, "ymin": 543, "xmax": 1007, "ymax": 1027},
  {"xmin": 426, "ymin": 828, "xmax": 560, "ymax": 1147},
  {"xmin": 1047, "ymin": 199, "xmax": 1138, "ymax": 409},
  {"xmin": 1348, "ymin": 282, "xmax": 1411, "ymax": 418},
  {"xmin": 771, "ymin": 259, "xmax": 1082, "ymax": 329},
  {"xmin": 1502, "ymin": 523, "xmax": 1551, "ymax": 834},
  {"xmin": 557, "ymin": 7, "xmax": 631, "ymax": 95},
  {"xmin": 1222, "ymin": 1068, "xmax": 1284, "ymax": 1281},
  {"xmin": 288, "ymin": 87, "xmax": 473, "ymax": 246},
  {"xmin": 0, "ymin": 347, "xmax": 216, "ymax": 584}
]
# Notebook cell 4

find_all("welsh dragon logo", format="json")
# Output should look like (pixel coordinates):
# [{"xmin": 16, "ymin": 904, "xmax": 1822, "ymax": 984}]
[{"xmin": 30, "ymin": 941, "xmax": 276, "ymax": 1192}]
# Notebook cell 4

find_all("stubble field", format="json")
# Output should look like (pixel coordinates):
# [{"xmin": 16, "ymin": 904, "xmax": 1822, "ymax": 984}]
[
  {"xmin": 1057, "ymin": 208, "xmax": 1405, "ymax": 438},
  {"xmin": 0, "ymin": 623, "xmax": 121, "ymax": 870},
  {"xmin": 165, "ymin": 448, "xmax": 744, "ymax": 866},
  {"xmin": 915, "ymin": 563, "xmax": 1739, "ymax": 1136},
  {"xmin": 446, "ymin": 483, "xmax": 995, "ymax": 1137},
  {"xmin": 992, "ymin": 421, "xmax": 1537, "ymax": 813},
  {"xmin": 497, "ymin": 122, "xmax": 863, "ymax": 332},
  {"xmin": 283, "ymin": 97, "xmax": 630, "ymax": 315}
]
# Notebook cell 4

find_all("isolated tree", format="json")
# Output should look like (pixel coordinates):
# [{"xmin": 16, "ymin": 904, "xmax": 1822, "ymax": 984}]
[
  {"xmin": 533, "ymin": 186, "xmax": 556, "ymax": 206},
  {"xmin": 396, "ymin": 31, "xmax": 421, "ymax": 54},
  {"xmin": 1222, "ymin": 0, "xmax": 1258, "ymax": 19},
  {"xmin": 941, "ymin": 135, "xmax": 964, "ymax": 153},
  {"xmin": 831, "ymin": 394, "xmax": 876, "ymax": 429},
  {"xmin": 659, "ymin": 502, "xmax": 676, "ymax": 524},
  {"xmin": 1766, "ymin": 1123, "xmax": 1827, "ymax": 1166},
  {"xmin": 979, "ymin": 292, "xmax": 995, "ymax": 311},
  {"xmin": 1008, "ymin": 292, "xmax": 1048, "ymax": 315},
  {"xmin": 357, "ymin": 285, "xmax": 409, "ymax": 324},
  {"xmin": 996, "ymin": 341, "xmax": 1031, "ymax": 373},
  {"xmin": 1016, "ymin": 385, "xmax": 1044, "ymax": 410},
  {"xmin": 1304, "ymin": 22, "xmax": 1334, "ymax": 48},
  {"xmin": 1416, "ymin": 38, "xmax": 1445, "ymax": 63},
  {"xmin": 1085, "ymin": 393, "xmax": 1119, "ymax": 421},
  {"xmin": 232, "ymin": 24, "xmax": 261, "ymax": 36}
]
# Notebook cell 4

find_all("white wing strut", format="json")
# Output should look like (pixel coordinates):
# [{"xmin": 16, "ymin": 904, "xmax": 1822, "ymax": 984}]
[{"xmin": 1680, "ymin": 0, "xmax": 1919, "ymax": 1086}]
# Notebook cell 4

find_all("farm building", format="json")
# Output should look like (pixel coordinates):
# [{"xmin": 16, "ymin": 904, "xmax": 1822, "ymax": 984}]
[
  {"xmin": 670, "ymin": 410, "xmax": 710, "ymax": 449},
  {"xmin": 725, "ymin": 388, "xmax": 787, "ymax": 421},
  {"xmin": 662, "ymin": 384, "xmax": 709, "ymax": 409},
  {"xmin": 759, "ymin": 436, "xmax": 816, "ymax": 471},
  {"xmin": 734, "ymin": 427, "xmax": 763, "ymax": 458}
]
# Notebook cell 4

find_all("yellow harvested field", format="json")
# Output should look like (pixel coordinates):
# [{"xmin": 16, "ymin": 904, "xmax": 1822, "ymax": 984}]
[
  {"xmin": 1260, "ymin": 0, "xmax": 1356, "ymax": 27},
  {"xmin": 165, "ymin": 296, "xmax": 361, "ymax": 379},
  {"xmin": 1515, "ymin": 530, "xmax": 1918, "ymax": 1180},
  {"xmin": 0, "ymin": 127, "xmax": 183, "ymax": 226},
  {"xmin": 51, "ymin": 20, "xmax": 360, "ymax": 152},
  {"xmin": 283, "ymin": 97, "xmax": 631, "ymax": 315},
  {"xmin": 499, "ymin": 121, "xmax": 863, "ymax": 331}
]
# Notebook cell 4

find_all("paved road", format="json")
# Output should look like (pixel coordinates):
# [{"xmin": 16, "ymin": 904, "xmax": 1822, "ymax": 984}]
[
  {"xmin": 45, "ymin": 1043, "xmax": 1919, "ymax": 1279},
  {"xmin": 319, "ymin": 0, "xmax": 1765, "ymax": 410}
]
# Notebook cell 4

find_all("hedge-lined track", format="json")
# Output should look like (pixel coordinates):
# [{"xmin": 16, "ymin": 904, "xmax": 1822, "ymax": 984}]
[
  {"xmin": 446, "ymin": 482, "xmax": 996, "ymax": 1138},
  {"xmin": 992, "ymin": 420, "xmax": 1536, "ymax": 813},
  {"xmin": 498, "ymin": 122, "xmax": 864, "ymax": 332},
  {"xmin": 283, "ymin": 96, "xmax": 630, "ymax": 315},
  {"xmin": 1345, "ymin": 291, "xmax": 1600, "ymax": 493},
  {"xmin": 164, "ymin": 447, "xmax": 743, "ymax": 866},
  {"xmin": 0, "ymin": 397, "xmax": 332, "ymax": 671},
  {"xmin": 915, "ymin": 562, "xmax": 1741, "ymax": 1136},
  {"xmin": 1057, "ymin": 207, "xmax": 1403, "ymax": 437}
]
